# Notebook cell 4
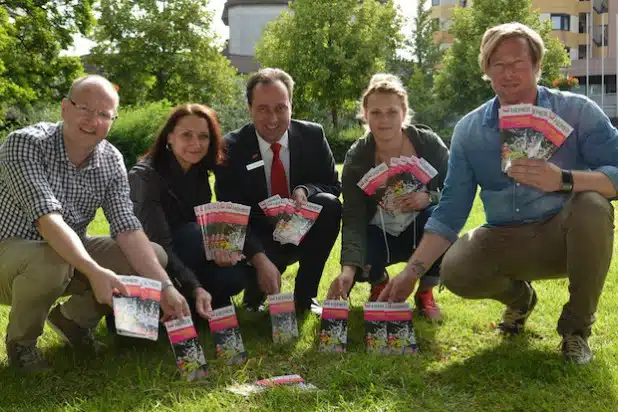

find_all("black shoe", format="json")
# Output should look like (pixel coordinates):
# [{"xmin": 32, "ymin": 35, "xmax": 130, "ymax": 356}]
[{"xmin": 6, "ymin": 338, "xmax": 50, "ymax": 373}]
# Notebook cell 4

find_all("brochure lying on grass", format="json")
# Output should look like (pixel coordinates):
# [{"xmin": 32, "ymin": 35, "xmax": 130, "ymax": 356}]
[
  {"xmin": 164, "ymin": 316, "xmax": 208, "ymax": 381},
  {"xmin": 358, "ymin": 156, "xmax": 438, "ymax": 236},
  {"xmin": 258, "ymin": 195, "xmax": 323, "ymax": 245},
  {"xmin": 364, "ymin": 302, "xmax": 418, "ymax": 355},
  {"xmin": 319, "ymin": 300, "xmax": 349, "ymax": 353},
  {"xmin": 194, "ymin": 201, "xmax": 251, "ymax": 260},
  {"xmin": 225, "ymin": 374, "xmax": 318, "ymax": 396},
  {"xmin": 499, "ymin": 104, "xmax": 572, "ymax": 172},
  {"xmin": 208, "ymin": 305, "xmax": 247, "ymax": 364},
  {"xmin": 112, "ymin": 276, "xmax": 161, "ymax": 341},
  {"xmin": 268, "ymin": 292, "xmax": 299, "ymax": 343}
]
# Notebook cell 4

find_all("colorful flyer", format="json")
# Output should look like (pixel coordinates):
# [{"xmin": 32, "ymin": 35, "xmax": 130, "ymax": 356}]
[
  {"xmin": 208, "ymin": 305, "xmax": 247, "ymax": 364},
  {"xmin": 139, "ymin": 278, "xmax": 162, "ymax": 341},
  {"xmin": 113, "ymin": 275, "xmax": 144, "ymax": 339},
  {"xmin": 268, "ymin": 292, "xmax": 299, "ymax": 343},
  {"xmin": 364, "ymin": 302, "xmax": 390, "ymax": 354},
  {"xmin": 386, "ymin": 302, "xmax": 418, "ymax": 354},
  {"xmin": 165, "ymin": 316, "xmax": 208, "ymax": 381},
  {"xmin": 319, "ymin": 300, "xmax": 349, "ymax": 353}
]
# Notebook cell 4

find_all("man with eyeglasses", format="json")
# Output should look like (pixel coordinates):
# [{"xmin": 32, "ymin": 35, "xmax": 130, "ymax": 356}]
[
  {"xmin": 0, "ymin": 74, "xmax": 190, "ymax": 372},
  {"xmin": 379, "ymin": 23, "xmax": 618, "ymax": 364},
  {"xmin": 215, "ymin": 68, "xmax": 342, "ymax": 314}
]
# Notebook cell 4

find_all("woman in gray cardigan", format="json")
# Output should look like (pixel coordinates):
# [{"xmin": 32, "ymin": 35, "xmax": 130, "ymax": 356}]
[{"xmin": 327, "ymin": 74, "xmax": 449, "ymax": 321}]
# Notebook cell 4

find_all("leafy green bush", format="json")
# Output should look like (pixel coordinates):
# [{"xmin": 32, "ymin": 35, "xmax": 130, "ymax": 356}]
[
  {"xmin": 0, "ymin": 102, "xmax": 62, "ymax": 141},
  {"xmin": 325, "ymin": 125, "xmax": 364, "ymax": 163},
  {"xmin": 107, "ymin": 100, "xmax": 174, "ymax": 169}
]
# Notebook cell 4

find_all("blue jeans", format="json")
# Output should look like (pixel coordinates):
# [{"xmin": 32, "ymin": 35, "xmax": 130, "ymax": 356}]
[
  {"xmin": 360, "ymin": 205, "xmax": 441, "ymax": 290},
  {"xmin": 172, "ymin": 222, "xmax": 251, "ymax": 310}
]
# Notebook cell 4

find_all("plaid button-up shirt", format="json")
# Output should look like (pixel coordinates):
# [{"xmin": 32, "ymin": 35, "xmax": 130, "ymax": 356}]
[{"xmin": 0, "ymin": 122, "xmax": 142, "ymax": 240}]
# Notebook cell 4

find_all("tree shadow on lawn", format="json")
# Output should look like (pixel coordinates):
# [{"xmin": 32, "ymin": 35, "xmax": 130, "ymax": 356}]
[{"xmin": 424, "ymin": 337, "xmax": 618, "ymax": 411}]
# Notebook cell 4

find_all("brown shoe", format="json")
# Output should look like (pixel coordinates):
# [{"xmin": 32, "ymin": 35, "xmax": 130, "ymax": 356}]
[
  {"xmin": 46, "ymin": 305, "xmax": 106, "ymax": 352},
  {"xmin": 6, "ymin": 339, "xmax": 50, "ymax": 373}
]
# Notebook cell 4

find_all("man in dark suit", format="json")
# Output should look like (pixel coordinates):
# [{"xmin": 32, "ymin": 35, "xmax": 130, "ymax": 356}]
[{"xmin": 215, "ymin": 68, "xmax": 342, "ymax": 313}]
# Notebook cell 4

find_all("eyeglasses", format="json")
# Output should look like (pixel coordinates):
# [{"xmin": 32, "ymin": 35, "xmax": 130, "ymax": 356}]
[
  {"xmin": 488, "ymin": 60, "xmax": 531, "ymax": 74},
  {"xmin": 68, "ymin": 98, "xmax": 118, "ymax": 122}
]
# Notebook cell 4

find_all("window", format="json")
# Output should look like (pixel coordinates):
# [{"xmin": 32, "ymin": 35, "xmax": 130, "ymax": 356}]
[
  {"xmin": 579, "ymin": 13, "xmax": 588, "ymax": 34},
  {"xmin": 578, "ymin": 44, "xmax": 588, "ymax": 60},
  {"xmin": 432, "ymin": 0, "xmax": 440, "ymax": 5},
  {"xmin": 551, "ymin": 14, "xmax": 570, "ymax": 31}
]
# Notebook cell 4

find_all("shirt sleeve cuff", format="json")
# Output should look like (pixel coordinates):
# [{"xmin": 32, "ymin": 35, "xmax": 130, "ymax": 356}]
[
  {"xmin": 595, "ymin": 165, "xmax": 618, "ymax": 191},
  {"xmin": 110, "ymin": 216, "xmax": 143, "ymax": 238},
  {"xmin": 424, "ymin": 217, "xmax": 460, "ymax": 243}
]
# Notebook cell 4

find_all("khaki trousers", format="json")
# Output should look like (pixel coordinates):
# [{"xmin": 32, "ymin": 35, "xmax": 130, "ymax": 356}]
[
  {"xmin": 0, "ymin": 236, "xmax": 166, "ymax": 345},
  {"xmin": 441, "ymin": 192, "xmax": 614, "ymax": 338}
]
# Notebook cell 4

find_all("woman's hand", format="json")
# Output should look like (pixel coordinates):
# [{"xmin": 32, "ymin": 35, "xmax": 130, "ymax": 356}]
[
  {"xmin": 326, "ymin": 266, "xmax": 356, "ymax": 300},
  {"xmin": 394, "ymin": 192, "xmax": 430, "ymax": 213}
]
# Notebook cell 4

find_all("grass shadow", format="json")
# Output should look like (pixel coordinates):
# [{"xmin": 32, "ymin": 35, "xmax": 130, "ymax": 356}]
[{"xmin": 424, "ymin": 338, "xmax": 618, "ymax": 411}]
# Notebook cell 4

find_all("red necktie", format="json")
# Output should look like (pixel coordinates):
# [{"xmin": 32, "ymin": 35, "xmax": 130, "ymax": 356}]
[{"xmin": 270, "ymin": 143, "xmax": 289, "ymax": 198}]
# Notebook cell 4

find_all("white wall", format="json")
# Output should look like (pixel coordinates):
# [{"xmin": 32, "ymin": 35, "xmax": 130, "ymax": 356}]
[{"xmin": 228, "ymin": 5, "xmax": 289, "ymax": 56}]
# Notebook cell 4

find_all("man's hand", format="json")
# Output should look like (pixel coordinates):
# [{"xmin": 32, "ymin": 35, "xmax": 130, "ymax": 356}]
[
  {"xmin": 291, "ymin": 187, "xmax": 308, "ymax": 208},
  {"xmin": 214, "ymin": 250, "xmax": 243, "ymax": 267},
  {"xmin": 194, "ymin": 287, "xmax": 213, "ymax": 319},
  {"xmin": 252, "ymin": 254, "xmax": 281, "ymax": 295},
  {"xmin": 395, "ymin": 192, "xmax": 431, "ymax": 213},
  {"xmin": 378, "ymin": 260, "xmax": 426, "ymax": 302},
  {"xmin": 160, "ymin": 286, "xmax": 191, "ymax": 322},
  {"xmin": 507, "ymin": 159, "xmax": 562, "ymax": 192},
  {"xmin": 89, "ymin": 268, "xmax": 129, "ymax": 306},
  {"xmin": 326, "ymin": 266, "xmax": 355, "ymax": 300}
]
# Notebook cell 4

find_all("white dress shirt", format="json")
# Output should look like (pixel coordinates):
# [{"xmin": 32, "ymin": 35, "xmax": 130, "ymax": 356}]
[{"xmin": 256, "ymin": 130, "xmax": 291, "ymax": 196}]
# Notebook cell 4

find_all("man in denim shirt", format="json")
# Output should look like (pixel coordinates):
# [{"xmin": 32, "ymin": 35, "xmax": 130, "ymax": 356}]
[{"xmin": 379, "ymin": 23, "xmax": 618, "ymax": 364}]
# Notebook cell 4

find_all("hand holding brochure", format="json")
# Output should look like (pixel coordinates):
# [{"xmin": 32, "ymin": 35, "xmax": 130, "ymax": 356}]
[
  {"xmin": 258, "ymin": 195, "xmax": 323, "ymax": 246},
  {"xmin": 165, "ymin": 316, "xmax": 208, "ymax": 381},
  {"xmin": 112, "ymin": 276, "xmax": 161, "ymax": 341},
  {"xmin": 319, "ymin": 300, "xmax": 349, "ymax": 353},
  {"xmin": 268, "ymin": 292, "xmax": 299, "ymax": 343},
  {"xmin": 358, "ymin": 156, "xmax": 438, "ymax": 236},
  {"xmin": 499, "ymin": 104, "xmax": 572, "ymax": 171},
  {"xmin": 194, "ymin": 201, "xmax": 250, "ymax": 260},
  {"xmin": 208, "ymin": 305, "xmax": 247, "ymax": 364}
]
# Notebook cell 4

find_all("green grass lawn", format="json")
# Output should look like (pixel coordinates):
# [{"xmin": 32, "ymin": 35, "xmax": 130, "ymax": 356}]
[{"xmin": 1, "ymin": 180, "xmax": 618, "ymax": 411}]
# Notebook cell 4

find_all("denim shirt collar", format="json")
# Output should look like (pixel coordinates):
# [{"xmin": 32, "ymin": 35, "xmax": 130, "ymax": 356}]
[{"xmin": 482, "ymin": 86, "xmax": 552, "ymax": 129}]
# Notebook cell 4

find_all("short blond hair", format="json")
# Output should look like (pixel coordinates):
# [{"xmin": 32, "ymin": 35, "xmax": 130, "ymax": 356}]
[
  {"xmin": 479, "ymin": 22, "xmax": 545, "ymax": 81},
  {"xmin": 360, "ymin": 73, "xmax": 413, "ymax": 127}
]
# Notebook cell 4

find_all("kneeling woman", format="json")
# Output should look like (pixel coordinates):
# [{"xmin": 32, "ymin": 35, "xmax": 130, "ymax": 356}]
[
  {"xmin": 327, "ymin": 74, "xmax": 449, "ymax": 321},
  {"xmin": 129, "ymin": 104, "xmax": 249, "ymax": 319}
]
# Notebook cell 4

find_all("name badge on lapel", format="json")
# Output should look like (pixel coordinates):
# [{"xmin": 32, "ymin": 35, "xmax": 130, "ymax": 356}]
[{"xmin": 246, "ymin": 159, "xmax": 265, "ymax": 171}]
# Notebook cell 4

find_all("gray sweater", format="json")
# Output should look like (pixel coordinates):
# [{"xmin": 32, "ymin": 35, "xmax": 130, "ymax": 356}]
[{"xmin": 340, "ymin": 125, "xmax": 450, "ymax": 268}]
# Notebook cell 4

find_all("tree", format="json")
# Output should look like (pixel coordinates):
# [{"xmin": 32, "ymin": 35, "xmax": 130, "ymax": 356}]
[
  {"xmin": 404, "ymin": 0, "xmax": 446, "ymax": 133},
  {"xmin": 255, "ymin": 0, "xmax": 403, "ymax": 127},
  {"xmin": 433, "ymin": 0, "xmax": 570, "ymax": 118},
  {"xmin": 0, "ymin": 1, "xmax": 92, "ymax": 117},
  {"xmin": 91, "ymin": 0, "xmax": 237, "ymax": 106}
]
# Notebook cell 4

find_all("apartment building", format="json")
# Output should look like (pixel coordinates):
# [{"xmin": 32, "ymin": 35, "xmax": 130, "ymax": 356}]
[{"xmin": 431, "ymin": 0, "xmax": 617, "ymax": 117}]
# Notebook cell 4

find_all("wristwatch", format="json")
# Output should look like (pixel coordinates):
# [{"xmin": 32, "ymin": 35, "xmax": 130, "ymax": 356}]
[{"xmin": 559, "ymin": 170, "xmax": 574, "ymax": 193}]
